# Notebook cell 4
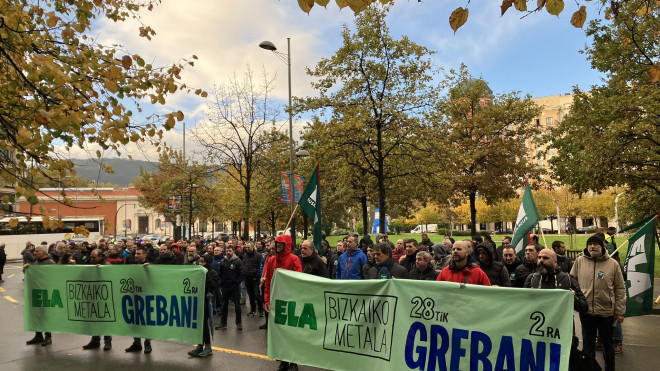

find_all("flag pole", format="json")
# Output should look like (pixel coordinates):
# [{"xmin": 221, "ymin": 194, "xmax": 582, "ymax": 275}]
[
  {"xmin": 609, "ymin": 238, "xmax": 630, "ymax": 257},
  {"xmin": 537, "ymin": 222, "xmax": 549, "ymax": 248},
  {"xmin": 284, "ymin": 203, "xmax": 300, "ymax": 231}
]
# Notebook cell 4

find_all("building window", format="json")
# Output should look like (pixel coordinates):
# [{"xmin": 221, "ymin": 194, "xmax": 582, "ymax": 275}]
[
  {"xmin": 155, "ymin": 218, "xmax": 161, "ymax": 230},
  {"xmin": 199, "ymin": 221, "xmax": 207, "ymax": 233},
  {"xmin": 546, "ymin": 117, "xmax": 553, "ymax": 126},
  {"xmin": 535, "ymin": 118, "xmax": 540, "ymax": 127}
]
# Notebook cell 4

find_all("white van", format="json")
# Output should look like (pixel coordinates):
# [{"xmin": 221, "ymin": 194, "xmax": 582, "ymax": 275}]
[{"xmin": 410, "ymin": 224, "xmax": 438, "ymax": 234}]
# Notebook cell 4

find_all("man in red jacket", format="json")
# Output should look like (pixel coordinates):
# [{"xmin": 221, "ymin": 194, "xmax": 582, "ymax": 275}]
[
  {"xmin": 436, "ymin": 240, "xmax": 491, "ymax": 286},
  {"xmin": 262, "ymin": 234, "xmax": 302, "ymax": 371}
]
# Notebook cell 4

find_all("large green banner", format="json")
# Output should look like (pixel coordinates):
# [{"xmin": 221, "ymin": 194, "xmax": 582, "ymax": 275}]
[
  {"xmin": 268, "ymin": 270, "xmax": 573, "ymax": 371},
  {"xmin": 24, "ymin": 265, "xmax": 206, "ymax": 344}
]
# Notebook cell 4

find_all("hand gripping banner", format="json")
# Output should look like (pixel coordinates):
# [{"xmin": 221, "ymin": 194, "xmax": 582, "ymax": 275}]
[
  {"xmin": 24, "ymin": 265, "xmax": 206, "ymax": 344},
  {"xmin": 268, "ymin": 270, "xmax": 573, "ymax": 371}
]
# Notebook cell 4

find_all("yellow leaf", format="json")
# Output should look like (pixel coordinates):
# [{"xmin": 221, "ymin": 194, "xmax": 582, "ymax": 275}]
[
  {"xmin": 545, "ymin": 0, "xmax": 564, "ymax": 16},
  {"xmin": 8, "ymin": 218, "xmax": 18, "ymax": 228},
  {"xmin": 449, "ymin": 7, "xmax": 469, "ymax": 34},
  {"xmin": 42, "ymin": 217, "xmax": 51, "ymax": 230},
  {"xmin": 315, "ymin": 0, "xmax": 330, "ymax": 6},
  {"xmin": 636, "ymin": 7, "xmax": 651, "ymax": 17},
  {"xmin": 501, "ymin": 0, "xmax": 514, "ymax": 16},
  {"xmin": 336, "ymin": 0, "xmax": 348, "ymax": 9},
  {"xmin": 622, "ymin": 38, "xmax": 631, "ymax": 47},
  {"xmin": 18, "ymin": 126, "xmax": 31, "ymax": 139},
  {"xmin": 347, "ymin": 0, "xmax": 370, "ymax": 13},
  {"xmin": 537, "ymin": 0, "xmax": 546, "ymax": 9},
  {"xmin": 648, "ymin": 65, "xmax": 660, "ymax": 83},
  {"xmin": 298, "ymin": 0, "xmax": 314, "ymax": 13},
  {"xmin": 200, "ymin": 91, "xmax": 208, "ymax": 98},
  {"xmin": 45, "ymin": 12, "xmax": 58, "ymax": 27},
  {"xmin": 514, "ymin": 0, "xmax": 527, "ymax": 11},
  {"xmin": 121, "ymin": 55, "xmax": 132, "ymax": 69},
  {"xmin": 73, "ymin": 226, "xmax": 90, "ymax": 237},
  {"xmin": 570, "ymin": 6, "xmax": 587, "ymax": 28},
  {"xmin": 176, "ymin": 110, "xmax": 185, "ymax": 121}
]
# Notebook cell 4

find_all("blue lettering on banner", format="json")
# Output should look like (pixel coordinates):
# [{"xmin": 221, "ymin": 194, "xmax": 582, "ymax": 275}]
[
  {"xmin": 121, "ymin": 295, "xmax": 198, "ymax": 329},
  {"xmin": 404, "ymin": 322, "xmax": 562, "ymax": 371}
]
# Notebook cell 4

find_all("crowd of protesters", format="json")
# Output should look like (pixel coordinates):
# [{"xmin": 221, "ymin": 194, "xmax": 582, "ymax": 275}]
[{"xmin": 18, "ymin": 227, "xmax": 626, "ymax": 371}]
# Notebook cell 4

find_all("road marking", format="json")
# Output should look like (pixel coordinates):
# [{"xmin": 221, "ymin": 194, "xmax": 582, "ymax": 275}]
[
  {"xmin": 8, "ymin": 274, "xmax": 15, "ymax": 278},
  {"xmin": 4, "ymin": 296, "xmax": 19, "ymax": 304},
  {"xmin": 0, "ymin": 287, "xmax": 4, "ymax": 292},
  {"xmin": 645, "ymin": 314, "xmax": 660, "ymax": 318},
  {"xmin": 210, "ymin": 346, "xmax": 272, "ymax": 361}
]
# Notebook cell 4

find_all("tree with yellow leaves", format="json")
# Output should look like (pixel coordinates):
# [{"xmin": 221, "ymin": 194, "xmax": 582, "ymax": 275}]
[{"xmin": 0, "ymin": 0, "xmax": 200, "ymax": 219}]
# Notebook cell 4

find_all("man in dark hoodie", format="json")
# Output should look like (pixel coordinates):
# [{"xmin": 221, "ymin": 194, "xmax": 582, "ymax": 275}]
[
  {"xmin": 187, "ymin": 255, "xmax": 218, "ymax": 358},
  {"xmin": 362, "ymin": 245, "xmax": 376, "ymax": 278},
  {"xmin": 366, "ymin": 242, "xmax": 408, "ymax": 279},
  {"xmin": 475, "ymin": 242, "xmax": 511, "ymax": 287},
  {"xmin": 155, "ymin": 244, "xmax": 178, "ymax": 265},
  {"xmin": 301, "ymin": 240, "xmax": 328, "ymax": 278},
  {"xmin": 409, "ymin": 251, "xmax": 436, "ymax": 280},
  {"xmin": 216, "ymin": 245, "xmax": 245, "ymax": 331},
  {"xmin": 512, "ymin": 244, "xmax": 541, "ymax": 288},
  {"xmin": 241, "ymin": 241, "xmax": 264, "ymax": 317},
  {"xmin": 436, "ymin": 241, "xmax": 490, "ymax": 285},
  {"xmin": 262, "ymin": 234, "xmax": 302, "ymax": 371}
]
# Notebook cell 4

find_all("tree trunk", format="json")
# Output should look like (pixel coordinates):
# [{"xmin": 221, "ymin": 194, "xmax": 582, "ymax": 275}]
[
  {"xmin": 469, "ymin": 188, "xmax": 477, "ymax": 236},
  {"xmin": 243, "ymin": 181, "xmax": 250, "ymax": 241},
  {"xmin": 360, "ymin": 194, "xmax": 368, "ymax": 235},
  {"xmin": 270, "ymin": 211, "xmax": 276, "ymax": 238}
]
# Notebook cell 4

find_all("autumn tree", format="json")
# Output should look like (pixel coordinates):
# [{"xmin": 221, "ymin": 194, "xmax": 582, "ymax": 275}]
[
  {"xmin": 192, "ymin": 67, "xmax": 281, "ymax": 240},
  {"xmin": 434, "ymin": 65, "xmax": 542, "ymax": 236},
  {"xmin": 549, "ymin": 2, "xmax": 660, "ymax": 201},
  {"xmin": 298, "ymin": 6, "xmax": 439, "ymax": 233},
  {"xmin": 0, "ymin": 1, "xmax": 198, "ymax": 214},
  {"xmin": 134, "ymin": 151, "xmax": 220, "ymax": 238}
]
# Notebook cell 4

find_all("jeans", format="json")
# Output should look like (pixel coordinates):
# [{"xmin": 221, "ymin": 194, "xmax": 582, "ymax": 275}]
[
  {"xmin": 221, "ymin": 285, "xmax": 242, "ymax": 325},
  {"xmin": 240, "ymin": 281, "xmax": 247, "ymax": 301},
  {"xmin": 91, "ymin": 335, "xmax": 112, "ymax": 343},
  {"xmin": 245, "ymin": 276, "xmax": 264, "ymax": 313},
  {"xmin": 580, "ymin": 313, "xmax": 615, "ymax": 371}
]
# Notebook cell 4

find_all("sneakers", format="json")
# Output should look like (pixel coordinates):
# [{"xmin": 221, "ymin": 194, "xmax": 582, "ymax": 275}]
[
  {"xmin": 144, "ymin": 342, "xmax": 152, "ymax": 354},
  {"xmin": 125, "ymin": 343, "xmax": 142, "ymax": 352},
  {"xmin": 277, "ymin": 362, "xmax": 290, "ymax": 371},
  {"xmin": 188, "ymin": 345, "xmax": 203, "ymax": 357},
  {"xmin": 289, "ymin": 364, "xmax": 299, "ymax": 371},
  {"xmin": 215, "ymin": 324, "xmax": 227, "ymax": 330},
  {"xmin": 237, "ymin": 324, "xmax": 243, "ymax": 331},
  {"xmin": 247, "ymin": 311, "xmax": 256, "ymax": 317},
  {"xmin": 595, "ymin": 339, "xmax": 603, "ymax": 351},
  {"xmin": 259, "ymin": 311, "xmax": 265, "ymax": 317},
  {"xmin": 258, "ymin": 322, "xmax": 268, "ymax": 330},
  {"xmin": 26, "ymin": 334, "xmax": 44, "ymax": 345},
  {"xmin": 103, "ymin": 342, "xmax": 112, "ymax": 351},
  {"xmin": 615, "ymin": 341, "xmax": 623, "ymax": 354},
  {"xmin": 198, "ymin": 347, "xmax": 213, "ymax": 357},
  {"xmin": 41, "ymin": 337, "xmax": 52, "ymax": 346},
  {"xmin": 82, "ymin": 341, "xmax": 100, "ymax": 350}
]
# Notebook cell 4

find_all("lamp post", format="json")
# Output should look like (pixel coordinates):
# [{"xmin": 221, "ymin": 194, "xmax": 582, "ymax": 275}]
[
  {"xmin": 114, "ymin": 203, "xmax": 135, "ymax": 241},
  {"xmin": 260, "ymin": 38, "xmax": 297, "ymax": 247}
]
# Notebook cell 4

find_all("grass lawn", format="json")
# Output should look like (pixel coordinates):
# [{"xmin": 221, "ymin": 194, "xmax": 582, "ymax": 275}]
[{"xmin": 326, "ymin": 233, "xmax": 660, "ymax": 278}]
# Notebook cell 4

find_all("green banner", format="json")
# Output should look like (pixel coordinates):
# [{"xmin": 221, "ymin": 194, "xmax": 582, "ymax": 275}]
[
  {"xmin": 299, "ymin": 163, "xmax": 322, "ymax": 252},
  {"xmin": 623, "ymin": 215, "xmax": 657, "ymax": 317},
  {"xmin": 268, "ymin": 270, "xmax": 573, "ymax": 371},
  {"xmin": 24, "ymin": 265, "xmax": 206, "ymax": 344},
  {"xmin": 512, "ymin": 184, "xmax": 540, "ymax": 256}
]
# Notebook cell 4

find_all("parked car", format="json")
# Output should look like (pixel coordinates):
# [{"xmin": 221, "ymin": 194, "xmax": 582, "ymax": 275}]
[
  {"xmin": 577, "ymin": 226, "xmax": 596, "ymax": 234},
  {"xmin": 141, "ymin": 234, "xmax": 161, "ymax": 243}
]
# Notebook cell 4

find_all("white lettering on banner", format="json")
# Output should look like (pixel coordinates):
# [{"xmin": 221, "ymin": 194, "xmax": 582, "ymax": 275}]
[{"xmin": 627, "ymin": 236, "xmax": 651, "ymax": 297}]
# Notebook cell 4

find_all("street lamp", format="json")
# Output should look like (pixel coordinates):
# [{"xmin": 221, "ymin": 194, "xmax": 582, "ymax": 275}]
[
  {"xmin": 114, "ymin": 203, "xmax": 135, "ymax": 241},
  {"xmin": 260, "ymin": 38, "xmax": 297, "ymax": 247}
]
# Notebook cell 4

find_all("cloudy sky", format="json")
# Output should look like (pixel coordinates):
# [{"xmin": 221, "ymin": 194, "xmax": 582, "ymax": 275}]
[{"xmin": 67, "ymin": 0, "xmax": 605, "ymax": 162}]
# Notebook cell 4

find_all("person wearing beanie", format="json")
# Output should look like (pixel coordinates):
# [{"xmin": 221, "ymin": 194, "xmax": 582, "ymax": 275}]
[{"xmin": 571, "ymin": 234, "xmax": 625, "ymax": 371}]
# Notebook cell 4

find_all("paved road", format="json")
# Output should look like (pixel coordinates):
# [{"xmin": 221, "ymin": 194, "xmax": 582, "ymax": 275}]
[{"xmin": 1, "ymin": 260, "xmax": 660, "ymax": 370}]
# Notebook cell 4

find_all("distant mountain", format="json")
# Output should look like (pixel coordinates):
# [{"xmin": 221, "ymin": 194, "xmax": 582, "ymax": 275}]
[{"xmin": 72, "ymin": 158, "xmax": 158, "ymax": 187}]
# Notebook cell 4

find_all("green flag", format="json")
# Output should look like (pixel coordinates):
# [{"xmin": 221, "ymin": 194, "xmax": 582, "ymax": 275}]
[
  {"xmin": 511, "ymin": 184, "xmax": 540, "ymax": 256},
  {"xmin": 299, "ymin": 163, "xmax": 322, "ymax": 252},
  {"xmin": 623, "ymin": 215, "xmax": 658, "ymax": 317}
]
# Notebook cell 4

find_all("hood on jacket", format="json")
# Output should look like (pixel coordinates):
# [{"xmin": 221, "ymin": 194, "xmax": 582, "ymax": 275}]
[
  {"xmin": 474, "ymin": 242, "xmax": 495, "ymax": 265},
  {"xmin": 275, "ymin": 234, "xmax": 292, "ymax": 256},
  {"xmin": 582, "ymin": 246, "xmax": 611, "ymax": 260}
]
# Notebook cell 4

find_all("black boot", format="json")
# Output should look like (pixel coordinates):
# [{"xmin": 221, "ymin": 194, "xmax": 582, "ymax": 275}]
[
  {"xmin": 26, "ymin": 333, "xmax": 44, "ymax": 345},
  {"xmin": 143, "ymin": 340, "xmax": 152, "ymax": 354},
  {"xmin": 103, "ymin": 342, "xmax": 112, "ymax": 351},
  {"xmin": 41, "ymin": 336, "xmax": 52, "ymax": 346},
  {"xmin": 125, "ymin": 342, "xmax": 142, "ymax": 352},
  {"xmin": 82, "ymin": 340, "xmax": 100, "ymax": 350},
  {"xmin": 277, "ymin": 361, "xmax": 290, "ymax": 371}
]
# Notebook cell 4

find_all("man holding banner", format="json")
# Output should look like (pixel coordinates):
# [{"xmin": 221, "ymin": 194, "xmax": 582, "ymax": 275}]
[{"xmin": 571, "ymin": 235, "xmax": 625, "ymax": 371}]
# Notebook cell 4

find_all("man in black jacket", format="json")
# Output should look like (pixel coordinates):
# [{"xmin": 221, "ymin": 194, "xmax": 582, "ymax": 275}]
[
  {"xmin": 188, "ymin": 255, "xmax": 218, "ymax": 357},
  {"xmin": 366, "ymin": 243, "xmax": 408, "ymax": 279},
  {"xmin": 409, "ymin": 251, "xmax": 436, "ymax": 280},
  {"xmin": 399, "ymin": 239, "xmax": 419, "ymax": 272},
  {"xmin": 513, "ymin": 244, "xmax": 541, "ymax": 288},
  {"xmin": 551, "ymin": 240, "xmax": 573, "ymax": 273},
  {"xmin": 475, "ymin": 242, "xmax": 511, "ymax": 286},
  {"xmin": 241, "ymin": 242, "xmax": 264, "ymax": 317},
  {"xmin": 216, "ymin": 246, "xmax": 244, "ymax": 330},
  {"xmin": 501, "ymin": 245, "xmax": 522, "ymax": 282},
  {"xmin": 525, "ymin": 249, "xmax": 588, "ymax": 311},
  {"xmin": 301, "ymin": 240, "xmax": 328, "ymax": 278}
]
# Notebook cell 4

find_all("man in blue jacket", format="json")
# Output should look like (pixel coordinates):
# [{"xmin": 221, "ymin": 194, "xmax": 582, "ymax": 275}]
[{"xmin": 336, "ymin": 235, "xmax": 367, "ymax": 280}]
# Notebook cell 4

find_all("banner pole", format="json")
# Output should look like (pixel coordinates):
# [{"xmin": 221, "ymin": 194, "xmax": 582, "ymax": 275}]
[
  {"xmin": 609, "ymin": 238, "xmax": 630, "ymax": 257},
  {"xmin": 284, "ymin": 203, "xmax": 300, "ymax": 231},
  {"xmin": 538, "ymin": 222, "xmax": 548, "ymax": 248}
]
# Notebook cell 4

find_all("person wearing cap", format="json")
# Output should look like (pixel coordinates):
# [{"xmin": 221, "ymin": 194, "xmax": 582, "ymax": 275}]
[
  {"xmin": 474, "ymin": 242, "xmax": 510, "ymax": 287},
  {"xmin": 571, "ymin": 235, "xmax": 625, "ymax": 371}
]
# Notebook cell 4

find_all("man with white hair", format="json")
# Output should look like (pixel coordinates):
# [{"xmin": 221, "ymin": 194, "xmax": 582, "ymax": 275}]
[{"xmin": 24, "ymin": 244, "xmax": 55, "ymax": 346}]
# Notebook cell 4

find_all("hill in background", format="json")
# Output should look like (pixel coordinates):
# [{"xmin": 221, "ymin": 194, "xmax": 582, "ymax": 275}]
[{"xmin": 72, "ymin": 158, "xmax": 157, "ymax": 187}]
